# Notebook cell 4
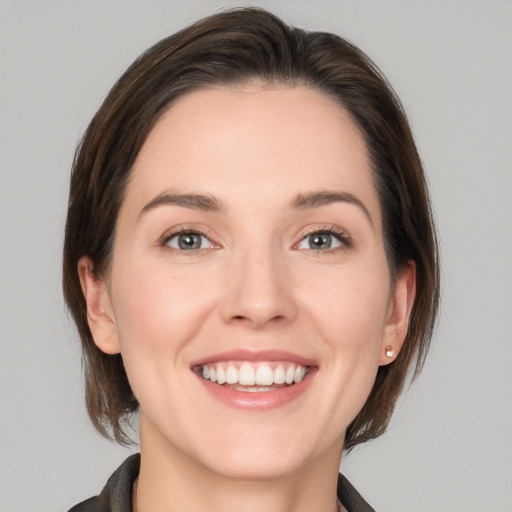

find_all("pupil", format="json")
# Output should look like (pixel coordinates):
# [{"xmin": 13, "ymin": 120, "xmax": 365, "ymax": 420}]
[
  {"xmin": 178, "ymin": 233, "xmax": 201, "ymax": 250},
  {"xmin": 310, "ymin": 233, "xmax": 331, "ymax": 249}
]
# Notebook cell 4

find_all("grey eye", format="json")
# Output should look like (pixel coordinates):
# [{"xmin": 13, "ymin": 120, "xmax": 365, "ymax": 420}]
[
  {"xmin": 308, "ymin": 233, "xmax": 333, "ymax": 249},
  {"xmin": 166, "ymin": 232, "xmax": 211, "ymax": 250},
  {"xmin": 297, "ymin": 232, "xmax": 343, "ymax": 250}
]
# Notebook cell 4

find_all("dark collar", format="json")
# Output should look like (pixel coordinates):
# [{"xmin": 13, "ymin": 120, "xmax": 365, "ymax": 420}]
[
  {"xmin": 69, "ymin": 453, "xmax": 375, "ymax": 512},
  {"xmin": 337, "ymin": 472, "xmax": 376, "ymax": 512}
]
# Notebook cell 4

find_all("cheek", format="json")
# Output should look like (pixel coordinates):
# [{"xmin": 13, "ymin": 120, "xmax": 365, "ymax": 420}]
[
  {"xmin": 108, "ymin": 260, "xmax": 224, "ymax": 417},
  {"xmin": 310, "ymin": 266, "xmax": 391, "ymax": 413},
  {"xmin": 110, "ymin": 259, "xmax": 220, "ymax": 358},
  {"xmin": 303, "ymin": 263, "xmax": 391, "ymax": 353}
]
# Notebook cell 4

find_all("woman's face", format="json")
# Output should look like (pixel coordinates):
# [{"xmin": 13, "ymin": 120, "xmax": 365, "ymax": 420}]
[{"xmin": 83, "ymin": 85, "xmax": 413, "ymax": 479}]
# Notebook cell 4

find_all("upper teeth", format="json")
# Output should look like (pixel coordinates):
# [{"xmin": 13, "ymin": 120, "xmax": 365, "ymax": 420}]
[{"xmin": 200, "ymin": 362, "xmax": 308, "ymax": 386}]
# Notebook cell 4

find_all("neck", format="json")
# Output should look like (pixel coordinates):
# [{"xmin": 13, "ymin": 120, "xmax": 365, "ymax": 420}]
[{"xmin": 133, "ymin": 417, "xmax": 344, "ymax": 512}]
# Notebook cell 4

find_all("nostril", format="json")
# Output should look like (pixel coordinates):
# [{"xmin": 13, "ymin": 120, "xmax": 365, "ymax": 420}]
[
  {"xmin": 238, "ymin": 313, "xmax": 293, "ymax": 328},
  {"xmin": 229, "ymin": 313, "xmax": 287, "ymax": 328}
]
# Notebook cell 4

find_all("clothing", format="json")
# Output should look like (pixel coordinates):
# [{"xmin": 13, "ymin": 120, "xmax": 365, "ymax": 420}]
[{"xmin": 68, "ymin": 453, "xmax": 375, "ymax": 512}]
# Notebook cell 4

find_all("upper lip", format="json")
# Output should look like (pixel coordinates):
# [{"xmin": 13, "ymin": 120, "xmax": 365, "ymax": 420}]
[{"xmin": 190, "ymin": 349, "xmax": 318, "ymax": 368}]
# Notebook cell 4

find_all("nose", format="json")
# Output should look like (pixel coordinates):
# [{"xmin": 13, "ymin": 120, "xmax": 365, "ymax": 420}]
[{"xmin": 219, "ymin": 247, "xmax": 298, "ymax": 329}]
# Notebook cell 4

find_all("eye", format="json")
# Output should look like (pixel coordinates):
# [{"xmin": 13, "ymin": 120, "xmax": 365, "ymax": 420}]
[
  {"xmin": 165, "ymin": 231, "xmax": 214, "ymax": 251},
  {"xmin": 295, "ymin": 229, "xmax": 350, "ymax": 251}
]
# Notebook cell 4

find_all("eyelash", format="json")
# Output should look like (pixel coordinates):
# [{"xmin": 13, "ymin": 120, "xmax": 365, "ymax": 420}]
[
  {"xmin": 296, "ymin": 226, "xmax": 352, "ymax": 252},
  {"xmin": 159, "ymin": 225, "xmax": 352, "ymax": 254},
  {"xmin": 160, "ymin": 227, "xmax": 216, "ymax": 253}
]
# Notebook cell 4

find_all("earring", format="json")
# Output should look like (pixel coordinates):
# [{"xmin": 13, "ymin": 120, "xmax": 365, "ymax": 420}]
[{"xmin": 385, "ymin": 345, "xmax": 395, "ymax": 358}]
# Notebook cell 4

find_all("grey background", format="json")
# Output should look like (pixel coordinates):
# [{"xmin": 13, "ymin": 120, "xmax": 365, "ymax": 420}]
[{"xmin": 1, "ymin": 1, "xmax": 511, "ymax": 511}]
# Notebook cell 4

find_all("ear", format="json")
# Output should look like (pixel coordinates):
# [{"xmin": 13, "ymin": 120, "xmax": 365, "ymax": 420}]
[
  {"xmin": 379, "ymin": 261, "xmax": 416, "ymax": 365},
  {"xmin": 77, "ymin": 256, "xmax": 121, "ymax": 355}
]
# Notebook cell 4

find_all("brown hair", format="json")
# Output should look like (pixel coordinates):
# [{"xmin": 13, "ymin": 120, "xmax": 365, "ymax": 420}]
[{"xmin": 63, "ymin": 7, "xmax": 439, "ymax": 450}]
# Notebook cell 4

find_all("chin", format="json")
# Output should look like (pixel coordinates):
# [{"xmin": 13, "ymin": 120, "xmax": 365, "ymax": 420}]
[
  {"xmin": 205, "ymin": 450, "xmax": 305, "ymax": 482},
  {"xmin": 189, "ymin": 427, "xmax": 320, "ymax": 481}
]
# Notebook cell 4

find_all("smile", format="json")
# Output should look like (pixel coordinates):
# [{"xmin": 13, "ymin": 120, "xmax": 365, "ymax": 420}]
[
  {"xmin": 191, "ymin": 350, "xmax": 317, "ymax": 409},
  {"xmin": 195, "ymin": 361, "xmax": 309, "ymax": 392}
]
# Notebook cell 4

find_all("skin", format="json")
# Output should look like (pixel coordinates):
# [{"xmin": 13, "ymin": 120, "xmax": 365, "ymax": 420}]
[{"xmin": 79, "ymin": 85, "xmax": 415, "ymax": 512}]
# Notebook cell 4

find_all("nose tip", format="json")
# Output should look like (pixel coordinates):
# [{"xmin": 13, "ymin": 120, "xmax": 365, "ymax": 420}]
[{"xmin": 219, "ymin": 254, "xmax": 297, "ymax": 329}]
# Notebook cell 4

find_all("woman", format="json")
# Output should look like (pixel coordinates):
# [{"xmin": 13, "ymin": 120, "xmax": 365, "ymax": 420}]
[{"xmin": 64, "ymin": 7, "xmax": 439, "ymax": 512}]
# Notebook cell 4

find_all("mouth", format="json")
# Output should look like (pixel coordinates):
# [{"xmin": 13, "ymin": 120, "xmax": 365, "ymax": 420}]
[
  {"xmin": 190, "ymin": 351, "xmax": 317, "ymax": 410},
  {"xmin": 193, "ymin": 361, "xmax": 310, "ymax": 393}
]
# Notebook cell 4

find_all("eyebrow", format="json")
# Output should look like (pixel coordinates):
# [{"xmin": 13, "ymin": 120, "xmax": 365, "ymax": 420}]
[
  {"xmin": 290, "ymin": 190, "xmax": 374, "ymax": 227},
  {"xmin": 138, "ymin": 192, "xmax": 225, "ymax": 220},
  {"xmin": 138, "ymin": 189, "xmax": 373, "ymax": 227}
]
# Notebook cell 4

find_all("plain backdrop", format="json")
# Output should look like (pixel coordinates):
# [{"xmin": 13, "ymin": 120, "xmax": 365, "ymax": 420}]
[{"xmin": 1, "ymin": 1, "xmax": 511, "ymax": 511}]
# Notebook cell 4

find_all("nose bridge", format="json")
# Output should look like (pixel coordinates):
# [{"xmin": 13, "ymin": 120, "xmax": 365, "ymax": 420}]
[{"xmin": 220, "ymin": 236, "xmax": 296, "ymax": 328}]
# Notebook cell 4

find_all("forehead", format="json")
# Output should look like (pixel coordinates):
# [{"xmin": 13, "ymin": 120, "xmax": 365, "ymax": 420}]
[{"xmin": 124, "ymin": 85, "xmax": 380, "ymax": 222}]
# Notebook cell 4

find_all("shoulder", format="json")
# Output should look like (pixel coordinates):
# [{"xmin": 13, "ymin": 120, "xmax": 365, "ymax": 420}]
[
  {"xmin": 67, "ymin": 453, "xmax": 140, "ymax": 512},
  {"xmin": 337, "ymin": 473, "xmax": 376, "ymax": 512}
]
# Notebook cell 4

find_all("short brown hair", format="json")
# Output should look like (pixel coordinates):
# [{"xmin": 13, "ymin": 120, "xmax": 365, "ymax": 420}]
[{"xmin": 63, "ymin": 7, "xmax": 439, "ymax": 450}]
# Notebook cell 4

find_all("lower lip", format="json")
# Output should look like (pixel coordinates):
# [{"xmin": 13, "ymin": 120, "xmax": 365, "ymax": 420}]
[{"xmin": 195, "ymin": 370, "xmax": 316, "ymax": 410}]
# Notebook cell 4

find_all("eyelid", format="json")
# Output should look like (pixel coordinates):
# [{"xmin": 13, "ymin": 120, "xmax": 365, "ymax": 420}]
[
  {"xmin": 159, "ymin": 224, "xmax": 221, "ymax": 251},
  {"xmin": 157, "ymin": 223, "xmax": 351, "ymax": 252},
  {"xmin": 293, "ymin": 224, "xmax": 352, "ymax": 251}
]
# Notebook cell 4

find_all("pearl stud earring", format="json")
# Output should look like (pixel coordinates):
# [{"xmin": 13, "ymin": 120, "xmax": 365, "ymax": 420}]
[{"xmin": 385, "ymin": 345, "xmax": 395, "ymax": 358}]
